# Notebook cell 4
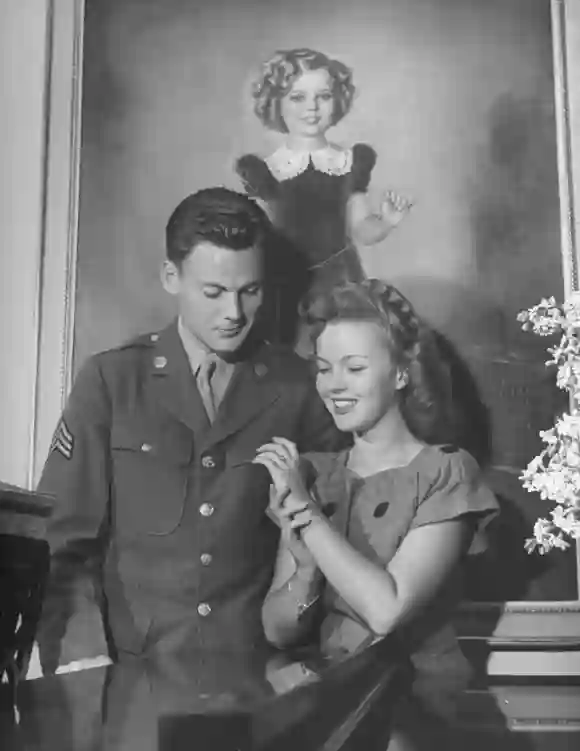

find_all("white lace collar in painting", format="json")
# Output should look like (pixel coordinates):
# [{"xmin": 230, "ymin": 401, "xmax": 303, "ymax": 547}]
[{"xmin": 265, "ymin": 144, "xmax": 353, "ymax": 181}]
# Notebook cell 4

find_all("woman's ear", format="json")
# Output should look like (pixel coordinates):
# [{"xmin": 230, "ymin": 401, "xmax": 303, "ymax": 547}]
[{"xmin": 395, "ymin": 368, "xmax": 409, "ymax": 390}]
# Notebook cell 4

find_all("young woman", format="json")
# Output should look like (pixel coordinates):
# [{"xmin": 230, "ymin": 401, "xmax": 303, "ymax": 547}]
[
  {"xmin": 254, "ymin": 280, "xmax": 498, "ymax": 670},
  {"xmin": 236, "ymin": 49, "xmax": 411, "ymax": 349}
]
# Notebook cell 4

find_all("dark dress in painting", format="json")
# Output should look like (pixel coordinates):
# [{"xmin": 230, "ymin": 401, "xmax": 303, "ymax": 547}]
[{"xmin": 236, "ymin": 143, "xmax": 376, "ymax": 347}]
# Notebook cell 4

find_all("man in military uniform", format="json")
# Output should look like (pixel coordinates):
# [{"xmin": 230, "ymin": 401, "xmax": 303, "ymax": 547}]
[{"xmin": 36, "ymin": 187, "xmax": 343, "ymax": 671}]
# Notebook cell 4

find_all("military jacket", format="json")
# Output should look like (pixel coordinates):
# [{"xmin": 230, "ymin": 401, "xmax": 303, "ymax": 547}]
[{"xmin": 37, "ymin": 322, "xmax": 344, "ymax": 664}]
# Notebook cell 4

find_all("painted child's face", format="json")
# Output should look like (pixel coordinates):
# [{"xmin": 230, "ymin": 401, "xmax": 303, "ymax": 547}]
[
  {"xmin": 280, "ymin": 68, "xmax": 335, "ymax": 139},
  {"xmin": 315, "ymin": 320, "xmax": 405, "ymax": 434}
]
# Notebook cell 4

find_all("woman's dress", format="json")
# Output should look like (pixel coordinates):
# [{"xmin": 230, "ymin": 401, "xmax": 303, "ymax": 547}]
[{"xmin": 303, "ymin": 444, "xmax": 499, "ymax": 671}]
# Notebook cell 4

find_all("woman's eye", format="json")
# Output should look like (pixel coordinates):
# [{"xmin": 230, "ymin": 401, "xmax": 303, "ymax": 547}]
[
  {"xmin": 319, "ymin": 93, "xmax": 333, "ymax": 101},
  {"xmin": 289, "ymin": 93, "xmax": 305, "ymax": 102},
  {"xmin": 348, "ymin": 366, "xmax": 366, "ymax": 373},
  {"xmin": 203, "ymin": 289, "xmax": 221, "ymax": 299}
]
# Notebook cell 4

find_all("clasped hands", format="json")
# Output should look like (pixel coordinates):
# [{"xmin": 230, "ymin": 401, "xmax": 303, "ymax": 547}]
[{"xmin": 252, "ymin": 437, "xmax": 321, "ymax": 535}]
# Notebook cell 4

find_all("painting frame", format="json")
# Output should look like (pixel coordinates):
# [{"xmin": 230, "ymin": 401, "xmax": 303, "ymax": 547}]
[{"xmin": 33, "ymin": 0, "xmax": 580, "ymax": 668}]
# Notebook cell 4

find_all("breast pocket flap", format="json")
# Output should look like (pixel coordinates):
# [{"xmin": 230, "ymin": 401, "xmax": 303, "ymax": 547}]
[{"xmin": 111, "ymin": 421, "xmax": 193, "ymax": 467}]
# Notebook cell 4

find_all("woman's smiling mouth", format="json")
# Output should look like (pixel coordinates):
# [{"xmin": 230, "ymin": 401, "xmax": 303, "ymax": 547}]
[{"xmin": 331, "ymin": 399, "xmax": 358, "ymax": 414}]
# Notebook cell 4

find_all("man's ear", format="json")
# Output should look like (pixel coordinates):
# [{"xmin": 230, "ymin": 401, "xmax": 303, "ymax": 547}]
[{"xmin": 161, "ymin": 260, "xmax": 180, "ymax": 295}]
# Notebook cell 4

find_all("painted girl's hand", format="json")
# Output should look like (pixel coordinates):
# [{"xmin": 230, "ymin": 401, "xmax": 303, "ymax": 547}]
[{"xmin": 380, "ymin": 190, "xmax": 413, "ymax": 228}]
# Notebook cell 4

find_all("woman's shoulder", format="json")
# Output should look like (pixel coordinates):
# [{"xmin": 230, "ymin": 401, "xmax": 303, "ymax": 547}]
[
  {"xmin": 411, "ymin": 444, "xmax": 486, "ymax": 496},
  {"xmin": 411, "ymin": 444, "xmax": 499, "ymax": 532},
  {"xmin": 417, "ymin": 444, "xmax": 481, "ymax": 476}
]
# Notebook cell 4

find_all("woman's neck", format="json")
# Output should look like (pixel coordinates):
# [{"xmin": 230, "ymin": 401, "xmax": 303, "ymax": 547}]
[
  {"xmin": 284, "ymin": 134, "xmax": 329, "ymax": 152},
  {"xmin": 348, "ymin": 409, "xmax": 424, "ymax": 475}
]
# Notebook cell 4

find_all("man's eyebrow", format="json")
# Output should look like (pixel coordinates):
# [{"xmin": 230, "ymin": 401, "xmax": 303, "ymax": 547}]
[{"xmin": 200, "ymin": 281, "xmax": 262, "ymax": 291}]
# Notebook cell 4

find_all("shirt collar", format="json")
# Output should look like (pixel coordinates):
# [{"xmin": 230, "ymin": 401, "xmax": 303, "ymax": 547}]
[
  {"xmin": 265, "ymin": 144, "xmax": 353, "ymax": 181},
  {"xmin": 177, "ymin": 317, "xmax": 214, "ymax": 375}
]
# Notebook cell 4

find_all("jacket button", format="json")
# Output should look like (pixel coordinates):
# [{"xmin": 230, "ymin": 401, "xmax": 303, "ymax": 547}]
[
  {"xmin": 200, "ymin": 553, "xmax": 212, "ymax": 566},
  {"xmin": 201, "ymin": 455, "xmax": 216, "ymax": 469},
  {"xmin": 199, "ymin": 503, "xmax": 214, "ymax": 517},
  {"xmin": 197, "ymin": 602, "xmax": 211, "ymax": 617}
]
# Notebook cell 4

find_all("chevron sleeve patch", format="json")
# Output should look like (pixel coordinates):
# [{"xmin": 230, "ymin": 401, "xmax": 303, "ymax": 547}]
[{"xmin": 50, "ymin": 418, "xmax": 74, "ymax": 460}]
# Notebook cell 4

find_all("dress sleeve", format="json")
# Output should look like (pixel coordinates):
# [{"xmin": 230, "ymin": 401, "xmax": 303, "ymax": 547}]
[
  {"xmin": 350, "ymin": 143, "xmax": 377, "ymax": 193},
  {"xmin": 410, "ymin": 448, "xmax": 499, "ymax": 554},
  {"xmin": 235, "ymin": 154, "xmax": 279, "ymax": 201}
]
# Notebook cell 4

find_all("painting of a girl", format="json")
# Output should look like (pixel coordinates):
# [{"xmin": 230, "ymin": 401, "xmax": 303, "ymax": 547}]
[{"xmin": 236, "ymin": 48, "xmax": 412, "ymax": 349}]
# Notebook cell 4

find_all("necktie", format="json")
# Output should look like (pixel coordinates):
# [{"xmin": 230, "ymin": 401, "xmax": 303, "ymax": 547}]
[{"xmin": 196, "ymin": 355, "xmax": 218, "ymax": 422}]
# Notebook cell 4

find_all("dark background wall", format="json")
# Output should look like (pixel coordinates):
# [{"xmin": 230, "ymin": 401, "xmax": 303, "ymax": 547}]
[{"xmin": 75, "ymin": 0, "xmax": 576, "ymax": 601}]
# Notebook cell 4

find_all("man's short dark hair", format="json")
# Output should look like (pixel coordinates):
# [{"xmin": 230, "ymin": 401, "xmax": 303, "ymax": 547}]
[{"xmin": 165, "ymin": 187, "xmax": 269, "ymax": 265}]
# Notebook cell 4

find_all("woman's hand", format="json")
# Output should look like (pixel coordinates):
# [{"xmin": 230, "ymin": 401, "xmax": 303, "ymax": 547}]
[
  {"xmin": 264, "ymin": 485, "xmax": 314, "ymax": 568},
  {"xmin": 253, "ymin": 437, "xmax": 309, "ymax": 501},
  {"xmin": 254, "ymin": 437, "xmax": 321, "ymax": 567}
]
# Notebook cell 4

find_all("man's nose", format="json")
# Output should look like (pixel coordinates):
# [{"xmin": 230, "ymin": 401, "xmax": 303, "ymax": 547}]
[{"xmin": 223, "ymin": 293, "xmax": 243, "ymax": 321}]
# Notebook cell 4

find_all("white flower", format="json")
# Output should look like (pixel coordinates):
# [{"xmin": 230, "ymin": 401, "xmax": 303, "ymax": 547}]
[
  {"xmin": 557, "ymin": 413, "xmax": 580, "ymax": 440},
  {"xmin": 520, "ymin": 296, "xmax": 580, "ymax": 554},
  {"xmin": 564, "ymin": 444, "xmax": 580, "ymax": 468},
  {"xmin": 551, "ymin": 505, "xmax": 580, "ymax": 537}
]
